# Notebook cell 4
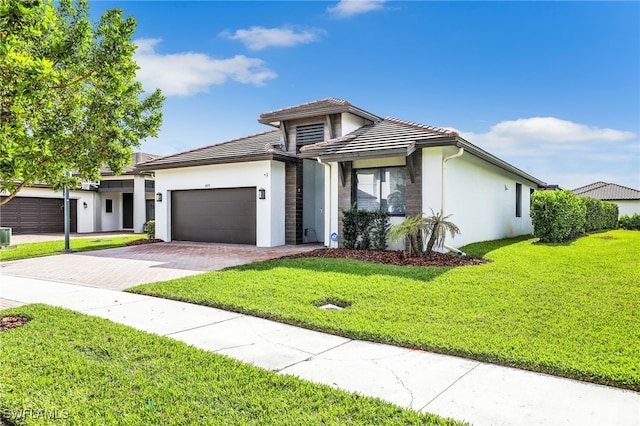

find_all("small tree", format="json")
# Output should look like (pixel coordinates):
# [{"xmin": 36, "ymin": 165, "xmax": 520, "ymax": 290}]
[
  {"xmin": 423, "ymin": 210, "xmax": 460, "ymax": 255},
  {"xmin": 0, "ymin": 0, "xmax": 164, "ymax": 205},
  {"xmin": 388, "ymin": 209, "xmax": 460, "ymax": 257},
  {"xmin": 388, "ymin": 214, "xmax": 425, "ymax": 257}
]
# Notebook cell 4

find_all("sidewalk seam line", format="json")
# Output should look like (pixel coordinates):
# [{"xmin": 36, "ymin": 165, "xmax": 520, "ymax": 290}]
[
  {"xmin": 163, "ymin": 316, "xmax": 243, "ymax": 336},
  {"xmin": 419, "ymin": 362, "xmax": 481, "ymax": 411},
  {"xmin": 276, "ymin": 339, "xmax": 354, "ymax": 373}
]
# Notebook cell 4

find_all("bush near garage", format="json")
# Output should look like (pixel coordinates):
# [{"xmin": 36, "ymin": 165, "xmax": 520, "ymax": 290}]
[{"xmin": 145, "ymin": 220, "xmax": 156, "ymax": 239}]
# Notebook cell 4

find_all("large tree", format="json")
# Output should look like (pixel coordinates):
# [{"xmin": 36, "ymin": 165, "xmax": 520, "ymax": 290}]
[{"xmin": 0, "ymin": 0, "xmax": 164, "ymax": 206}]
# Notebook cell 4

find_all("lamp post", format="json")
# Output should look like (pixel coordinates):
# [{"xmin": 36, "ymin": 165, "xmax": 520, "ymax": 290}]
[{"xmin": 63, "ymin": 171, "xmax": 72, "ymax": 252}]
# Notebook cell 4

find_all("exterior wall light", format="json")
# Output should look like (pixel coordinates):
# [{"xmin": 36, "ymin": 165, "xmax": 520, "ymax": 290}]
[
  {"xmin": 258, "ymin": 188, "xmax": 266, "ymax": 200},
  {"xmin": 156, "ymin": 193, "xmax": 162, "ymax": 202},
  {"xmin": 83, "ymin": 202, "xmax": 88, "ymax": 209}
]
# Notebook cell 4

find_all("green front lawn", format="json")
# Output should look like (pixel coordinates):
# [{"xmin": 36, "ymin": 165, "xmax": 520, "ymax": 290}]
[
  {"xmin": 0, "ymin": 305, "xmax": 458, "ymax": 425},
  {"xmin": 129, "ymin": 230, "xmax": 640, "ymax": 391},
  {"xmin": 0, "ymin": 236, "xmax": 144, "ymax": 262}
]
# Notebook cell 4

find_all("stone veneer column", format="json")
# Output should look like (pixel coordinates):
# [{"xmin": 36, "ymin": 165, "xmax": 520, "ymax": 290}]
[{"xmin": 405, "ymin": 151, "xmax": 423, "ymax": 216}]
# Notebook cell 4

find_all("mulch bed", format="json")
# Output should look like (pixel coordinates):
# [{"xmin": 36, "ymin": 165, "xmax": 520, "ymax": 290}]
[
  {"xmin": 125, "ymin": 238, "xmax": 164, "ymax": 246},
  {"xmin": 280, "ymin": 248, "xmax": 489, "ymax": 267},
  {"xmin": 0, "ymin": 315, "xmax": 30, "ymax": 332}
]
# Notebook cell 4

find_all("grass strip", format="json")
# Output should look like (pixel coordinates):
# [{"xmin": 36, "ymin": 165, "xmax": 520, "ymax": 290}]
[
  {"xmin": 0, "ymin": 304, "xmax": 461, "ymax": 425},
  {"xmin": 0, "ymin": 236, "xmax": 144, "ymax": 262},
  {"xmin": 129, "ymin": 230, "xmax": 640, "ymax": 391}
]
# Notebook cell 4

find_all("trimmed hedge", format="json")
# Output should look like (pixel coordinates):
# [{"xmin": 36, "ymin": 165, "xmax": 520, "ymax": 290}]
[
  {"xmin": 619, "ymin": 213, "xmax": 640, "ymax": 230},
  {"xmin": 342, "ymin": 207, "xmax": 390, "ymax": 250},
  {"xmin": 530, "ymin": 191, "xmax": 618, "ymax": 242},
  {"xmin": 584, "ymin": 197, "xmax": 618, "ymax": 232}
]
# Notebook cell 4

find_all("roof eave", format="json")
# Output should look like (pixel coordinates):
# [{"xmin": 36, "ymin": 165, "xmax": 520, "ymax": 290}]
[
  {"xmin": 135, "ymin": 153, "xmax": 298, "ymax": 172},
  {"xmin": 303, "ymin": 145, "xmax": 416, "ymax": 163}
]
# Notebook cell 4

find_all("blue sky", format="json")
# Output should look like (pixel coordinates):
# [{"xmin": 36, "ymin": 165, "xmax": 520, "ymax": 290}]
[{"xmin": 91, "ymin": 1, "xmax": 640, "ymax": 189}]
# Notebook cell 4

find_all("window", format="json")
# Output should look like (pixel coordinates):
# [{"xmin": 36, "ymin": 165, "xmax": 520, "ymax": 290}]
[
  {"xmin": 355, "ymin": 167, "xmax": 406, "ymax": 215},
  {"xmin": 296, "ymin": 123, "xmax": 324, "ymax": 146},
  {"xmin": 515, "ymin": 183, "xmax": 522, "ymax": 217},
  {"xmin": 106, "ymin": 199, "xmax": 113, "ymax": 213}
]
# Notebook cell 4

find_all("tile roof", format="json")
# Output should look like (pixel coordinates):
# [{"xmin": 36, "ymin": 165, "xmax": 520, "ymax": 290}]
[
  {"xmin": 134, "ymin": 99, "xmax": 544, "ymax": 186},
  {"xmin": 136, "ymin": 130, "xmax": 296, "ymax": 170},
  {"xmin": 572, "ymin": 181, "xmax": 640, "ymax": 200},
  {"xmin": 99, "ymin": 152, "xmax": 161, "ymax": 175},
  {"xmin": 259, "ymin": 98, "xmax": 381, "ymax": 125},
  {"xmin": 299, "ymin": 117, "xmax": 458, "ymax": 159}
]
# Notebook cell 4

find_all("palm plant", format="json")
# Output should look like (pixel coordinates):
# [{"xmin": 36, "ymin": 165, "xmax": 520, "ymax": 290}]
[
  {"xmin": 423, "ymin": 209, "xmax": 460, "ymax": 255},
  {"xmin": 388, "ymin": 214, "xmax": 426, "ymax": 257},
  {"xmin": 388, "ymin": 209, "xmax": 460, "ymax": 257}
]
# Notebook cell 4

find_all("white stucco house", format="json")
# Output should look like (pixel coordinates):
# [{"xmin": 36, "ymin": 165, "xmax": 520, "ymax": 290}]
[
  {"xmin": 572, "ymin": 182, "xmax": 640, "ymax": 217},
  {"xmin": 0, "ymin": 153, "xmax": 159, "ymax": 234},
  {"xmin": 136, "ymin": 98, "xmax": 547, "ymax": 249}
]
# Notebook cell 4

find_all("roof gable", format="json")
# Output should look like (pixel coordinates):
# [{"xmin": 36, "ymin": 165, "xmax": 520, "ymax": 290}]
[
  {"xmin": 259, "ymin": 98, "xmax": 381, "ymax": 125},
  {"xmin": 572, "ymin": 182, "xmax": 640, "ymax": 200},
  {"xmin": 299, "ymin": 117, "xmax": 458, "ymax": 160}
]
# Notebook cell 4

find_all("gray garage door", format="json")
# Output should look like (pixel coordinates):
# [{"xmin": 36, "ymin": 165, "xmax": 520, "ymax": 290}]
[
  {"xmin": 171, "ymin": 188, "xmax": 256, "ymax": 244},
  {"xmin": 0, "ymin": 197, "xmax": 77, "ymax": 234}
]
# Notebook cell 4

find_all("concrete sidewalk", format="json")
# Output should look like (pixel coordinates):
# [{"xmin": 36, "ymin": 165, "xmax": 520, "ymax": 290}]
[{"xmin": 1, "ymin": 276, "xmax": 639, "ymax": 426}]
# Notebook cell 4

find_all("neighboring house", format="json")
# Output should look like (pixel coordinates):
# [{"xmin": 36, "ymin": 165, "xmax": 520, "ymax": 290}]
[
  {"xmin": 0, "ymin": 152, "xmax": 159, "ymax": 234},
  {"xmin": 138, "ymin": 98, "xmax": 547, "ymax": 249},
  {"xmin": 572, "ymin": 182, "xmax": 640, "ymax": 217}
]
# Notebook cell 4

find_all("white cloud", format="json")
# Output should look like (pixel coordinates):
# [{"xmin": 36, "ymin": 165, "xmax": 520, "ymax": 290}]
[
  {"xmin": 221, "ymin": 26, "xmax": 326, "ymax": 51},
  {"xmin": 327, "ymin": 0, "xmax": 386, "ymax": 18},
  {"xmin": 456, "ymin": 117, "xmax": 636, "ymax": 154},
  {"xmin": 134, "ymin": 38, "xmax": 277, "ymax": 97},
  {"xmin": 450, "ymin": 116, "xmax": 639, "ymax": 190}
]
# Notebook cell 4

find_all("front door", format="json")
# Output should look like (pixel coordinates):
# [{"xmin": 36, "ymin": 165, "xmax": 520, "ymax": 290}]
[{"xmin": 123, "ymin": 193, "xmax": 134, "ymax": 229}]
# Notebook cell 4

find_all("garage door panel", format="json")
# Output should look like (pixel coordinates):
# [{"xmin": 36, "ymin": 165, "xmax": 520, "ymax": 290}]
[
  {"xmin": 0, "ymin": 197, "xmax": 77, "ymax": 234},
  {"xmin": 171, "ymin": 188, "xmax": 256, "ymax": 244}
]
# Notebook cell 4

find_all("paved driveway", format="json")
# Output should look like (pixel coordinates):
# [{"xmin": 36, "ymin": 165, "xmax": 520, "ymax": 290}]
[{"xmin": 0, "ymin": 242, "xmax": 320, "ymax": 290}]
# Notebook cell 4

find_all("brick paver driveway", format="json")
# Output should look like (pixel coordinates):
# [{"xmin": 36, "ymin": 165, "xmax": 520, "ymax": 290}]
[{"xmin": 0, "ymin": 242, "xmax": 320, "ymax": 290}]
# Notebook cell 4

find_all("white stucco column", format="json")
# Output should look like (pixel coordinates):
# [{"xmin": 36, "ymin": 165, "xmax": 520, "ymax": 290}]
[
  {"xmin": 329, "ymin": 162, "xmax": 339, "ymax": 248},
  {"xmin": 133, "ymin": 176, "xmax": 147, "ymax": 233}
]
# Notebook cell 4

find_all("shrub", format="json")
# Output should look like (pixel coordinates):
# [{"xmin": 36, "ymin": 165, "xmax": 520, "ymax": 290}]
[
  {"xmin": 619, "ymin": 213, "xmax": 640, "ymax": 230},
  {"xmin": 530, "ymin": 191, "xmax": 586, "ymax": 242},
  {"xmin": 584, "ymin": 198, "xmax": 618, "ymax": 232},
  {"xmin": 342, "ymin": 208, "xmax": 359, "ymax": 249},
  {"xmin": 342, "ymin": 207, "xmax": 389, "ymax": 250},
  {"xmin": 145, "ymin": 220, "xmax": 155, "ymax": 239},
  {"xmin": 584, "ymin": 198, "xmax": 603, "ymax": 233},
  {"xmin": 371, "ymin": 211, "xmax": 391, "ymax": 251},
  {"xmin": 601, "ymin": 202, "xmax": 619, "ymax": 230}
]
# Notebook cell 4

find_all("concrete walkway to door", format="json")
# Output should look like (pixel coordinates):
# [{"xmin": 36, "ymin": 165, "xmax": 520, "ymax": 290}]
[{"xmin": 0, "ymin": 241, "xmax": 321, "ymax": 290}]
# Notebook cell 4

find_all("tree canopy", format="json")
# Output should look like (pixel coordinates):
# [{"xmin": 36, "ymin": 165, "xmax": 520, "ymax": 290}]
[{"xmin": 0, "ymin": 0, "xmax": 164, "ymax": 205}]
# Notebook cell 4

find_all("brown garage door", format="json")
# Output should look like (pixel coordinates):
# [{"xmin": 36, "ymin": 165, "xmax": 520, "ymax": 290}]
[
  {"xmin": 171, "ymin": 188, "xmax": 256, "ymax": 244},
  {"xmin": 0, "ymin": 197, "xmax": 77, "ymax": 234}
]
